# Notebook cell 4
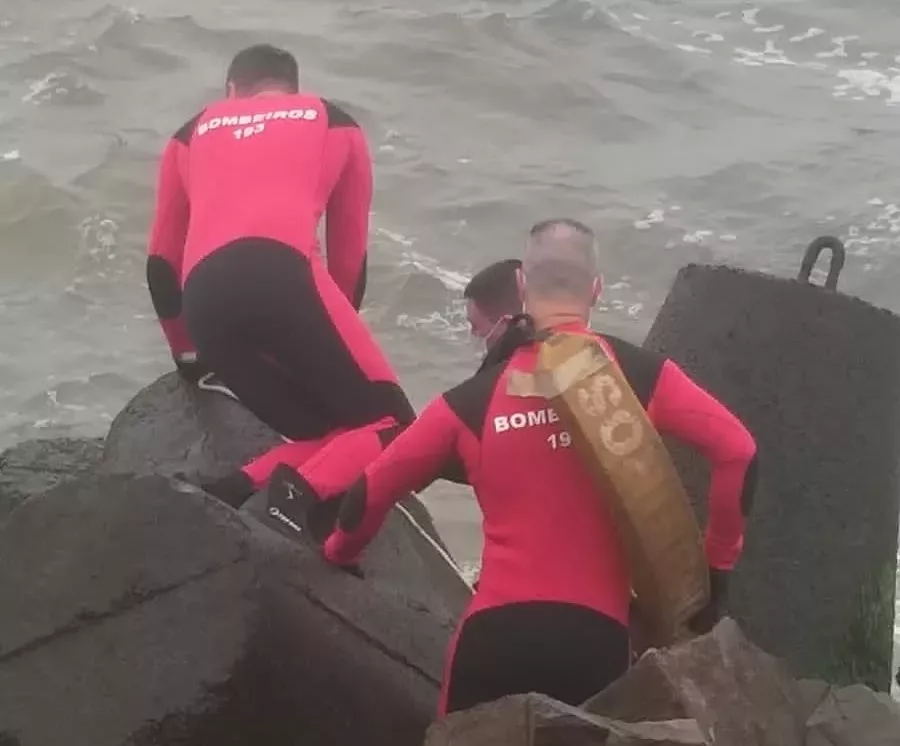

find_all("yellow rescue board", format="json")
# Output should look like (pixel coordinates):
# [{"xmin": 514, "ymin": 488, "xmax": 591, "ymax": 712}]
[{"xmin": 507, "ymin": 331, "xmax": 709, "ymax": 647}]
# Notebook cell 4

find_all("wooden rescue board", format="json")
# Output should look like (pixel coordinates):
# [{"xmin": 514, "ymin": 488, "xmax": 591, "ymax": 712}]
[{"xmin": 507, "ymin": 331, "xmax": 710, "ymax": 647}]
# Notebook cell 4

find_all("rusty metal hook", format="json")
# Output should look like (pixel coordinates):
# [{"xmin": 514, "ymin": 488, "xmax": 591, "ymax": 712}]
[{"xmin": 797, "ymin": 235, "xmax": 846, "ymax": 291}]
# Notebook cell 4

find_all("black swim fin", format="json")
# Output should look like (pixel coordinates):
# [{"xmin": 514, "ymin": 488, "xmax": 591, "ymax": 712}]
[
  {"xmin": 265, "ymin": 463, "xmax": 347, "ymax": 546},
  {"xmin": 266, "ymin": 464, "xmax": 365, "ymax": 579},
  {"xmin": 266, "ymin": 463, "xmax": 319, "ymax": 544}
]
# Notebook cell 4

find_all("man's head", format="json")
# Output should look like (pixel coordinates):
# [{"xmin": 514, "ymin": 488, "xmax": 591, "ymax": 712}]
[
  {"xmin": 518, "ymin": 218, "xmax": 601, "ymax": 324},
  {"xmin": 226, "ymin": 44, "xmax": 300, "ymax": 98},
  {"xmin": 463, "ymin": 258, "xmax": 523, "ymax": 349}
]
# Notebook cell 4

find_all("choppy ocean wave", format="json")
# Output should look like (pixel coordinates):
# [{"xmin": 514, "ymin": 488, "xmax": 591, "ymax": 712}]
[{"xmin": 0, "ymin": 0, "xmax": 898, "ymax": 685}]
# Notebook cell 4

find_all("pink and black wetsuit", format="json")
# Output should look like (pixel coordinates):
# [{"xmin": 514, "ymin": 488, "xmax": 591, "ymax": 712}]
[
  {"xmin": 323, "ymin": 322, "xmax": 759, "ymax": 715},
  {"xmin": 146, "ymin": 93, "xmax": 414, "ymax": 487}
]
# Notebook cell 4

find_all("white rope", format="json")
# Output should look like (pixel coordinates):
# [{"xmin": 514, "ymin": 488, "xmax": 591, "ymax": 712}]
[
  {"xmin": 196, "ymin": 372, "xmax": 239, "ymax": 401},
  {"xmin": 393, "ymin": 501, "xmax": 473, "ymax": 591}
]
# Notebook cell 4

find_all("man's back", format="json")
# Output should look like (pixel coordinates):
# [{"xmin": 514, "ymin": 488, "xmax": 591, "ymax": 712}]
[
  {"xmin": 447, "ymin": 332, "xmax": 644, "ymax": 622},
  {"xmin": 446, "ymin": 323, "xmax": 755, "ymax": 626},
  {"xmin": 173, "ymin": 93, "xmax": 368, "ymax": 280}
]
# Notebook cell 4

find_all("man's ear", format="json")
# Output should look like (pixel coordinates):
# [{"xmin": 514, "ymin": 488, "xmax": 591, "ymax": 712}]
[
  {"xmin": 590, "ymin": 274, "xmax": 603, "ymax": 306},
  {"xmin": 515, "ymin": 268, "xmax": 526, "ymax": 297},
  {"xmin": 226, "ymin": 81, "xmax": 237, "ymax": 98}
]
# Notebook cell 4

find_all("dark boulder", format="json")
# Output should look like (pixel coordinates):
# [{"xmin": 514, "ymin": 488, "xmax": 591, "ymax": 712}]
[
  {"xmin": 0, "ymin": 436, "xmax": 104, "ymax": 522},
  {"xmin": 423, "ymin": 693, "xmax": 706, "ymax": 746},
  {"xmin": 100, "ymin": 372, "xmax": 447, "ymax": 552},
  {"xmin": 100, "ymin": 372, "xmax": 276, "ymax": 485},
  {"xmin": 0, "ymin": 472, "xmax": 467, "ymax": 746}
]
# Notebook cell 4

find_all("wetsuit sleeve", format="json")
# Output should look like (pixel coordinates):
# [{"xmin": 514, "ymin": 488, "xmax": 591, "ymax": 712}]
[
  {"xmin": 647, "ymin": 360, "xmax": 758, "ymax": 571},
  {"xmin": 323, "ymin": 395, "xmax": 462, "ymax": 564},
  {"xmin": 146, "ymin": 135, "xmax": 192, "ymax": 358},
  {"xmin": 325, "ymin": 126, "xmax": 373, "ymax": 311}
]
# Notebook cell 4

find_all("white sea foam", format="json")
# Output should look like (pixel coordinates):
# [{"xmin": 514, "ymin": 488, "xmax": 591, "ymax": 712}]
[
  {"xmin": 790, "ymin": 28, "xmax": 825, "ymax": 43},
  {"xmin": 22, "ymin": 72, "xmax": 65, "ymax": 103},
  {"xmin": 676, "ymin": 44, "xmax": 712, "ymax": 56},
  {"xmin": 399, "ymin": 250, "xmax": 470, "ymax": 291},
  {"xmin": 602, "ymin": 5, "xmax": 900, "ymax": 110},
  {"xmin": 633, "ymin": 208, "xmax": 666, "ymax": 230},
  {"xmin": 733, "ymin": 40, "xmax": 794, "ymax": 67},
  {"xmin": 834, "ymin": 69, "xmax": 900, "ymax": 104}
]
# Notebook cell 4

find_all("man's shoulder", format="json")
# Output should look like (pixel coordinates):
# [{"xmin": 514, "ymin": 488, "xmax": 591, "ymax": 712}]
[
  {"xmin": 596, "ymin": 332, "xmax": 660, "ymax": 361},
  {"xmin": 596, "ymin": 333, "xmax": 668, "ymax": 406},
  {"xmin": 320, "ymin": 98, "xmax": 361, "ymax": 129},
  {"xmin": 170, "ymin": 108, "xmax": 207, "ymax": 145},
  {"xmin": 442, "ymin": 359, "xmax": 511, "ymax": 419}
]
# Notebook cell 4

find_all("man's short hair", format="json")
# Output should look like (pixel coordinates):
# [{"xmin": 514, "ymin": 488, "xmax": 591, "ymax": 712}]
[
  {"xmin": 463, "ymin": 259, "xmax": 523, "ymax": 319},
  {"xmin": 522, "ymin": 218, "xmax": 598, "ymax": 299},
  {"xmin": 226, "ymin": 44, "xmax": 299, "ymax": 94}
]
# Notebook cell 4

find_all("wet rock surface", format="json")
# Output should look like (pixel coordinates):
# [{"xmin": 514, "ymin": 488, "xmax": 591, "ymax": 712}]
[
  {"xmin": 423, "ymin": 693, "xmax": 707, "ymax": 746},
  {"xmin": 100, "ymin": 372, "xmax": 446, "ymax": 550},
  {"xmin": 0, "ymin": 373, "xmax": 472, "ymax": 745},
  {"xmin": 0, "ymin": 473, "xmax": 465, "ymax": 746},
  {"xmin": 800, "ymin": 680, "xmax": 900, "ymax": 746},
  {"xmin": 0, "ymin": 436, "xmax": 104, "ymax": 522}
]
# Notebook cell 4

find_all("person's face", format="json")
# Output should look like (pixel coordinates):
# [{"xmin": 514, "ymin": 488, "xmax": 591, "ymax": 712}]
[{"xmin": 466, "ymin": 299, "xmax": 509, "ymax": 351}]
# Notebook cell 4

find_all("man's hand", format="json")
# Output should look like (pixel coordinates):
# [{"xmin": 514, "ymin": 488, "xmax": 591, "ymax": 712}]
[
  {"xmin": 688, "ymin": 568, "xmax": 730, "ymax": 635},
  {"xmin": 173, "ymin": 351, "xmax": 208, "ymax": 384}
]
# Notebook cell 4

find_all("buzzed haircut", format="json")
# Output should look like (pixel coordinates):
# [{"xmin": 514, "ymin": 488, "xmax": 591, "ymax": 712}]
[
  {"xmin": 227, "ymin": 44, "xmax": 299, "ymax": 94},
  {"xmin": 522, "ymin": 218, "xmax": 598, "ymax": 299},
  {"xmin": 463, "ymin": 259, "xmax": 523, "ymax": 319}
]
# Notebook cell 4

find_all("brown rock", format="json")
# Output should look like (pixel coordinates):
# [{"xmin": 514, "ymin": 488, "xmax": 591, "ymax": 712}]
[
  {"xmin": 583, "ymin": 617, "xmax": 807, "ymax": 746},
  {"xmin": 423, "ymin": 693, "xmax": 708, "ymax": 746},
  {"xmin": 801, "ymin": 681, "xmax": 900, "ymax": 746}
]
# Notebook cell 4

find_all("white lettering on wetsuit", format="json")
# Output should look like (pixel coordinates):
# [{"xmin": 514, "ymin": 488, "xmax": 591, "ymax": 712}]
[
  {"xmin": 268, "ymin": 505, "xmax": 303, "ymax": 534},
  {"xmin": 493, "ymin": 406, "xmax": 560, "ymax": 432},
  {"xmin": 493, "ymin": 407, "xmax": 574, "ymax": 450},
  {"xmin": 196, "ymin": 108, "xmax": 320, "ymax": 140}
]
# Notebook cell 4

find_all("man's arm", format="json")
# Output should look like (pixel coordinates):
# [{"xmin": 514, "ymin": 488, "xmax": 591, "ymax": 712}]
[
  {"xmin": 325, "ymin": 122, "xmax": 373, "ymax": 311},
  {"xmin": 146, "ymin": 129, "xmax": 193, "ymax": 361},
  {"xmin": 323, "ymin": 395, "xmax": 462, "ymax": 565},
  {"xmin": 647, "ymin": 360, "xmax": 759, "ymax": 571}
]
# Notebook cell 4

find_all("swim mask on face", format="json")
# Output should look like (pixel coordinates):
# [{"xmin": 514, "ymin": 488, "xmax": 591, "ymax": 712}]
[{"xmin": 469, "ymin": 315, "xmax": 509, "ymax": 357}]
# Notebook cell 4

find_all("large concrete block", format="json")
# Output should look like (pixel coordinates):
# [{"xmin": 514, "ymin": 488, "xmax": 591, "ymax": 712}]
[
  {"xmin": 0, "ymin": 473, "xmax": 466, "ymax": 746},
  {"xmin": 643, "ymin": 239, "xmax": 900, "ymax": 690}
]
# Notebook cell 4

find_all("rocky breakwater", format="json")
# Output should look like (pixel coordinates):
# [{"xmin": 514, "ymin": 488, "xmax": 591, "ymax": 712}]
[
  {"xmin": 425, "ymin": 618, "xmax": 900, "ymax": 746},
  {"xmin": 0, "ymin": 374, "xmax": 471, "ymax": 746},
  {"xmin": 643, "ymin": 240, "xmax": 900, "ymax": 691}
]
